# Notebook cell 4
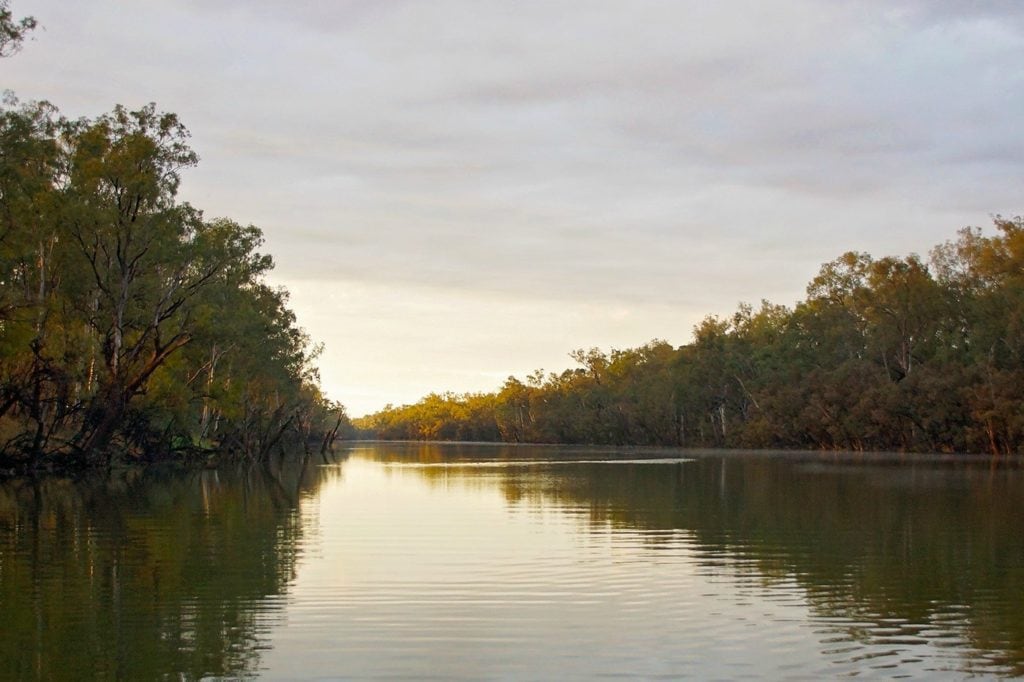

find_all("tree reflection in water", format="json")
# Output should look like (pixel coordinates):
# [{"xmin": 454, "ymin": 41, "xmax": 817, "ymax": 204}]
[
  {"xmin": 378, "ymin": 444, "xmax": 1024, "ymax": 676},
  {"xmin": 3, "ymin": 444, "xmax": 1023, "ymax": 678},
  {"xmin": 0, "ymin": 451, "xmax": 346, "ymax": 680}
]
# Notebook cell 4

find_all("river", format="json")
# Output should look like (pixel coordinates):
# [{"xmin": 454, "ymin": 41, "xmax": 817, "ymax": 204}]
[{"xmin": 1, "ymin": 443, "xmax": 1022, "ymax": 679}]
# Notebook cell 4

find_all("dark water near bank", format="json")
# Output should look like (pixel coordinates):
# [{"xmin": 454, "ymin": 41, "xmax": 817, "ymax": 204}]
[{"xmin": 1, "ymin": 444, "xmax": 1023, "ymax": 679}]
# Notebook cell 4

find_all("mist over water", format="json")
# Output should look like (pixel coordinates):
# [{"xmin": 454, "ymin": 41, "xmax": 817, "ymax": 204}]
[{"xmin": 2, "ymin": 444, "xmax": 1022, "ymax": 679}]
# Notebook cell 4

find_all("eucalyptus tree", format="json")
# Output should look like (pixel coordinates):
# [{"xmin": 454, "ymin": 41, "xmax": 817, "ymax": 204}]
[
  {"xmin": 354, "ymin": 219, "xmax": 1024, "ymax": 454},
  {"xmin": 0, "ymin": 0, "xmax": 35, "ymax": 57},
  {"xmin": 931, "ymin": 217, "xmax": 1024, "ymax": 454},
  {"xmin": 56, "ymin": 106, "xmax": 203, "ymax": 456},
  {"xmin": 0, "ymin": 98, "xmax": 341, "ymax": 467},
  {"xmin": 0, "ymin": 100, "xmax": 69, "ymax": 455},
  {"xmin": 0, "ymin": 6, "xmax": 343, "ymax": 467}
]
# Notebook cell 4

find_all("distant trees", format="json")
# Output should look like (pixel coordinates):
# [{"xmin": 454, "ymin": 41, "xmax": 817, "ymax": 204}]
[
  {"xmin": 356, "ymin": 218, "xmax": 1024, "ymax": 455},
  {"xmin": 0, "ymin": 98, "xmax": 350, "ymax": 469}
]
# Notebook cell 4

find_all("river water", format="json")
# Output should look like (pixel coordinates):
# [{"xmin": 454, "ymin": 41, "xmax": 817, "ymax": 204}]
[{"xmin": 1, "ymin": 443, "xmax": 1022, "ymax": 679}]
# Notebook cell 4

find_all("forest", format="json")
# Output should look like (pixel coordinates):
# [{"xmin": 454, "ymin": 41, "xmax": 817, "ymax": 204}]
[
  {"xmin": 356, "ymin": 217, "xmax": 1024, "ymax": 455},
  {"xmin": 0, "ymin": 11, "xmax": 351, "ymax": 471},
  {"xmin": 5, "ymin": 5, "xmax": 1022, "ymax": 464},
  {"xmin": 0, "ymin": 96, "xmax": 352, "ymax": 471},
  {"xmin": 0, "ymin": 96, "xmax": 353, "ymax": 471}
]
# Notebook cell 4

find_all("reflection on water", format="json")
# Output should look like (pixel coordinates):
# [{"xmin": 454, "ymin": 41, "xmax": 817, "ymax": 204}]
[
  {"xmin": 2, "ymin": 443, "xmax": 1023, "ymax": 679},
  {"xmin": 382, "ymin": 457, "xmax": 695, "ymax": 467},
  {"xmin": 0, "ymin": 452, "xmax": 345, "ymax": 680}
]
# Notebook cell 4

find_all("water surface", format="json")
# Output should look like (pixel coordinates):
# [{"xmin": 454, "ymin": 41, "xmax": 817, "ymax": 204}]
[{"xmin": 1, "ymin": 444, "xmax": 1022, "ymax": 678}]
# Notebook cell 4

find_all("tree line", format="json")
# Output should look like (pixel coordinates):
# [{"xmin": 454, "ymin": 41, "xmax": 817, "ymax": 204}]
[
  {"xmin": 0, "ymin": 3, "xmax": 351, "ymax": 472},
  {"xmin": 0, "ymin": 98, "xmax": 351, "ymax": 470},
  {"xmin": 356, "ymin": 218, "xmax": 1024, "ymax": 455}
]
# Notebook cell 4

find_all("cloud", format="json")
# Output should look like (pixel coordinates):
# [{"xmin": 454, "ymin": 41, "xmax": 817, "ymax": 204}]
[{"xmin": 8, "ymin": 0, "xmax": 1024, "ymax": 411}]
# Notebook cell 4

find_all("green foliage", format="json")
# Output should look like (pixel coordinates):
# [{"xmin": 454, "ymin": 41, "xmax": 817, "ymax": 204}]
[
  {"xmin": 0, "ymin": 0, "xmax": 35, "ymax": 57},
  {"xmin": 0, "ymin": 98, "xmax": 345, "ymax": 468},
  {"xmin": 0, "ymin": 456, "xmax": 343, "ymax": 678},
  {"xmin": 357, "ymin": 219, "xmax": 1024, "ymax": 454}
]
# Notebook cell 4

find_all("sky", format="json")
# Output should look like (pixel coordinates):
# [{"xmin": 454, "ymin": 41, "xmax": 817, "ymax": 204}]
[{"xmin": 5, "ymin": 1, "xmax": 1023, "ymax": 416}]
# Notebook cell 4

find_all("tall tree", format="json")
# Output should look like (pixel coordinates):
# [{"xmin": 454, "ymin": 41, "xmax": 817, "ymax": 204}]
[{"xmin": 0, "ymin": 0, "xmax": 36, "ymax": 57}]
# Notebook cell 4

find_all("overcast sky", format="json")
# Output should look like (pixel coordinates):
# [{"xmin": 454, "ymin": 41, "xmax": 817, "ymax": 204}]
[{"xmin": 6, "ymin": 1, "xmax": 1023, "ymax": 415}]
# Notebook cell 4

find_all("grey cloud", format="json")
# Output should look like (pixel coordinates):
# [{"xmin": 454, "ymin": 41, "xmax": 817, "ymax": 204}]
[
  {"xmin": 11, "ymin": 0, "xmax": 1022, "ymax": 411},
  {"xmin": 884, "ymin": 0, "xmax": 1024, "ymax": 26},
  {"xmin": 12, "ymin": 0, "xmax": 1023, "ymax": 307}
]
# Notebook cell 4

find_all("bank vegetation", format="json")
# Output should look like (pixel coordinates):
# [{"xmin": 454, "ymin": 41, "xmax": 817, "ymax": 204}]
[
  {"xmin": 356, "ymin": 218, "xmax": 1024, "ymax": 455},
  {"xmin": 0, "ymin": 100, "xmax": 350, "ymax": 470}
]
